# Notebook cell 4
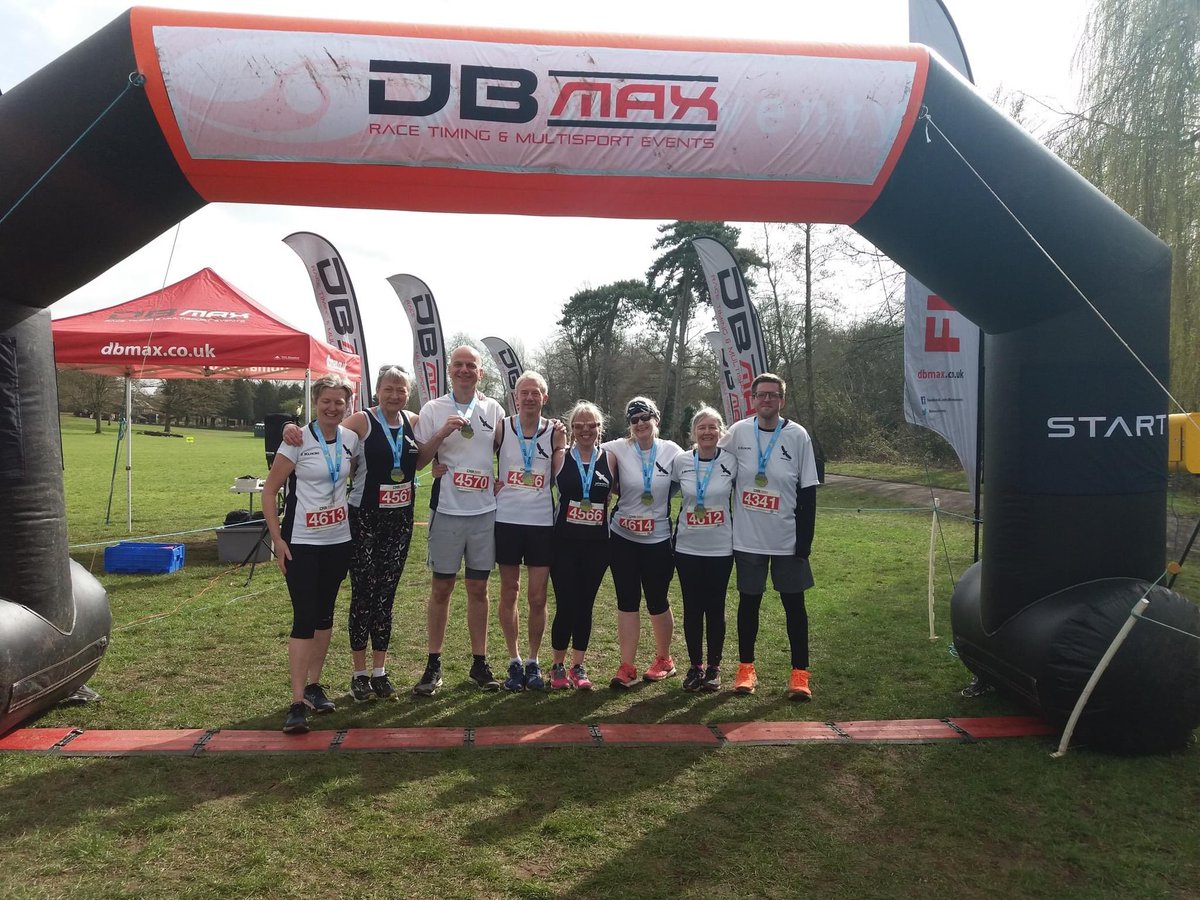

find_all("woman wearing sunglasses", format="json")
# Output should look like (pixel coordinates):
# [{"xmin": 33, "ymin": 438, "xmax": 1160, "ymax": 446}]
[
  {"xmin": 601, "ymin": 396, "xmax": 684, "ymax": 688},
  {"xmin": 547, "ymin": 401, "xmax": 614, "ymax": 690}
]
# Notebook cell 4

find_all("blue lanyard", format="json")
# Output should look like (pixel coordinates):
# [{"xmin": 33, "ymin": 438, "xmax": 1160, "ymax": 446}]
[
  {"xmin": 635, "ymin": 439, "xmax": 658, "ymax": 496},
  {"xmin": 693, "ymin": 450, "xmax": 717, "ymax": 508},
  {"xmin": 452, "ymin": 392, "xmax": 478, "ymax": 422},
  {"xmin": 572, "ymin": 446, "xmax": 598, "ymax": 501},
  {"xmin": 310, "ymin": 423, "xmax": 342, "ymax": 491},
  {"xmin": 754, "ymin": 419, "xmax": 783, "ymax": 479},
  {"xmin": 514, "ymin": 416, "xmax": 539, "ymax": 474},
  {"xmin": 373, "ymin": 407, "xmax": 403, "ymax": 468}
]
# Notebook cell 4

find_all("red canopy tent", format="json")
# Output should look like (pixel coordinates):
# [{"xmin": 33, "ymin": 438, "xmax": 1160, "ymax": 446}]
[{"xmin": 53, "ymin": 267, "xmax": 361, "ymax": 530}]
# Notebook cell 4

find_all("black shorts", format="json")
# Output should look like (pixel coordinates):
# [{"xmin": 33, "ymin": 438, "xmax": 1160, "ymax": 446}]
[{"xmin": 494, "ymin": 522, "xmax": 554, "ymax": 568}]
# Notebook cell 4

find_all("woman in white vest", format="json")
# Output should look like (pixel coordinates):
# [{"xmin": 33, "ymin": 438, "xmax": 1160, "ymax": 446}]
[{"xmin": 671, "ymin": 406, "xmax": 737, "ymax": 692}]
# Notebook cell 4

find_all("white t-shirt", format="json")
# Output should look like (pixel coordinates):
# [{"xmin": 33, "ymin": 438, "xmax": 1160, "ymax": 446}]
[
  {"xmin": 277, "ymin": 424, "xmax": 360, "ymax": 545},
  {"xmin": 495, "ymin": 415, "xmax": 556, "ymax": 527},
  {"xmin": 722, "ymin": 417, "xmax": 819, "ymax": 554},
  {"xmin": 414, "ymin": 391, "xmax": 506, "ymax": 516},
  {"xmin": 602, "ymin": 437, "xmax": 684, "ymax": 544},
  {"xmin": 671, "ymin": 448, "xmax": 737, "ymax": 557}
]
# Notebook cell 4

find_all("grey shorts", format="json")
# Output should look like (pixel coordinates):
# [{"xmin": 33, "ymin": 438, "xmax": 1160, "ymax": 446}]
[
  {"xmin": 734, "ymin": 551, "xmax": 815, "ymax": 594},
  {"xmin": 428, "ymin": 510, "xmax": 496, "ymax": 579}
]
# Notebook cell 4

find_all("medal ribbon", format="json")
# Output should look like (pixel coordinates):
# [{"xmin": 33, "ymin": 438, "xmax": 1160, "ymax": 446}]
[
  {"xmin": 572, "ymin": 446, "xmax": 598, "ymax": 503},
  {"xmin": 635, "ymin": 439, "xmax": 658, "ymax": 499},
  {"xmin": 754, "ymin": 419, "xmax": 783, "ymax": 482},
  {"xmin": 452, "ymin": 392, "xmax": 478, "ymax": 428},
  {"xmin": 693, "ymin": 450, "xmax": 717, "ymax": 511},
  {"xmin": 514, "ymin": 416, "xmax": 540, "ymax": 477},
  {"xmin": 373, "ymin": 406, "xmax": 403, "ymax": 470},
  {"xmin": 310, "ymin": 423, "xmax": 342, "ymax": 499}
]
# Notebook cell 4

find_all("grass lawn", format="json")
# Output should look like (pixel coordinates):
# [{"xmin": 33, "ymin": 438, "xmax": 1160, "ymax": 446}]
[{"xmin": 1, "ymin": 418, "xmax": 1196, "ymax": 898}]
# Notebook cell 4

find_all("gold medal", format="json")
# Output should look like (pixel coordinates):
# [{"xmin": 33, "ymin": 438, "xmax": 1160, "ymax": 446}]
[
  {"xmin": 755, "ymin": 472, "xmax": 768, "ymax": 487},
  {"xmin": 460, "ymin": 424, "xmax": 474, "ymax": 439},
  {"xmin": 641, "ymin": 491, "xmax": 653, "ymax": 506},
  {"xmin": 390, "ymin": 467, "xmax": 404, "ymax": 483},
  {"xmin": 581, "ymin": 499, "xmax": 593, "ymax": 511},
  {"xmin": 693, "ymin": 504, "xmax": 706, "ymax": 518},
  {"xmin": 523, "ymin": 470, "xmax": 535, "ymax": 486}
]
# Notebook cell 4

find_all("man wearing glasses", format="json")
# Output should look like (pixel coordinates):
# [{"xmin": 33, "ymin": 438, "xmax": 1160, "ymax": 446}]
[{"xmin": 721, "ymin": 373, "xmax": 820, "ymax": 700}]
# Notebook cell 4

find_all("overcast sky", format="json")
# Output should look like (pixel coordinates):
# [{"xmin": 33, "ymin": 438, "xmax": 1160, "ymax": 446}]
[{"xmin": 2, "ymin": 0, "xmax": 1092, "ymax": 373}]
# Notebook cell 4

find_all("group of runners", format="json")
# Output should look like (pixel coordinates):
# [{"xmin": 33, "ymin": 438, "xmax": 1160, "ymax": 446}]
[{"xmin": 262, "ymin": 344, "xmax": 819, "ymax": 735}]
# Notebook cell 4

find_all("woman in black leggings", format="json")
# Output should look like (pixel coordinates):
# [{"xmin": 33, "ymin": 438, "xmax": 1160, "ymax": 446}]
[
  {"xmin": 671, "ymin": 406, "xmax": 737, "ymax": 691},
  {"xmin": 547, "ymin": 401, "xmax": 614, "ymax": 690}
]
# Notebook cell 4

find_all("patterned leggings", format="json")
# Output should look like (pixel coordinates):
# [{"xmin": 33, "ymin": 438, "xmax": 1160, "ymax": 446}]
[{"xmin": 348, "ymin": 505, "xmax": 414, "ymax": 652}]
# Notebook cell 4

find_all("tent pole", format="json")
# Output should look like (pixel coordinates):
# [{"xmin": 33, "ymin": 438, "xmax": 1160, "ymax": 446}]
[
  {"xmin": 304, "ymin": 368, "xmax": 311, "ymax": 422},
  {"xmin": 125, "ymin": 375, "xmax": 133, "ymax": 533}
]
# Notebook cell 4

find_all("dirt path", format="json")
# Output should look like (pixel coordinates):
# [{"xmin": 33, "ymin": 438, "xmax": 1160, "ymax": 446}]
[{"xmin": 826, "ymin": 473, "xmax": 1199, "ymax": 563}]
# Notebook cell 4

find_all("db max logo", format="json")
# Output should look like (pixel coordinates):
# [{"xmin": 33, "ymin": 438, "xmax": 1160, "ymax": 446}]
[{"xmin": 368, "ymin": 61, "xmax": 718, "ymax": 131}]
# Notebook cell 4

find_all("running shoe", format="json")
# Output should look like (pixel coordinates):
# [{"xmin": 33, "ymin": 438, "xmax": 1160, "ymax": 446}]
[
  {"xmin": 470, "ymin": 659, "xmax": 501, "ymax": 691},
  {"xmin": 412, "ymin": 662, "xmax": 443, "ymax": 697},
  {"xmin": 303, "ymin": 682, "xmax": 336, "ymax": 713},
  {"xmin": 569, "ymin": 664, "xmax": 593, "ymax": 690},
  {"xmin": 504, "ymin": 659, "xmax": 526, "ymax": 692},
  {"xmin": 350, "ymin": 674, "xmax": 374, "ymax": 703},
  {"xmin": 525, "ymin": 661, "xmax": 546, "ymax": 691},
  {"xmin": 733, "ymin": 663, "xmax": 757, "ymax": 694},
  {"xmin": 370, "ymin": 673, "xmax": 397, "ymax": 701},
  {"xmin": 643, "ymin": 655, "xmax": 677, "ymax": 681},
  {"xmin": 682, "ymin": 665, "xmax": 705, "ymax": 691},
  {"xmin": 702, "ymin": 665, "xmax": 721, "ymax": 692},
  {"xmin": 282, "ymin": 702, "xmax": 309, "ymax": 734},
  {"xmin": 787, "ymin": 668, "xmax": 812, "ymax": 702},
  {"xmin": 549, "ymin": 663, "xmax": 571, "ymax": 690},
  {"xmin": 609, "ymin": 662, "xmax": 639, "ymax": 689}
]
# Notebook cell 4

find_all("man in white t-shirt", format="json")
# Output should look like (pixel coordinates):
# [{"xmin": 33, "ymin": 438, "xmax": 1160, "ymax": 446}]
[
  {"xmin": 722, "ymin": 373, "xmax": 819, "ymax": 700},
  {"xmin": 411, "ymin": 345, "xmax": 507, "ymax": 696}
]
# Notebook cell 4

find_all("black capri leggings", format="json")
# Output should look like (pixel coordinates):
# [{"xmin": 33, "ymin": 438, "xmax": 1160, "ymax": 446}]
[
  {"xmin": 674, "ymin": 551, "xmax": 733, "ymax": 667},
  {"xmin": 284, "ymin": 541, "xmax": 352, "ymax": 639},
  {"xmin": 609, "ymin": 533, "xmax": 675, "ymax": 615},
  {"xmin": 549, "ymin": 538, "xmax": 610, "ymax": 652},
  {"xmin": 348, "ymin": 505, "xmax": 414, "ymax": 652}
]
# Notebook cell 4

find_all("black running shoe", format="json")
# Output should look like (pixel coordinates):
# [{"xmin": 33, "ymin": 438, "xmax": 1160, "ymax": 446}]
[
  {"xmin": 682, "ymin": 665, "xmax": 705, "ymax": 692},
  {"xmin": 350, "ymin": 674, "xmax": 374, "ymax": 702},
  {"xmin": 470, "ymin": 659, "xmax": 501, "ymax": 691},
  {"xmin": 702, "ymin": 665, "xmax": 721, "ymax": 692},
  {"xmin": 303, "ymin": 682, "xmax": 336, "ymax": 713},
  {"xmin": 282, "ymin": 702, "xmax": 309, "ymax": 734},
  {"xmin": 413, "ymin": 663, "xmax": 443, "ymax": 697},
  {"xmin": 370, "ymin": 673, "xmax": 397, "ymax": 701}
]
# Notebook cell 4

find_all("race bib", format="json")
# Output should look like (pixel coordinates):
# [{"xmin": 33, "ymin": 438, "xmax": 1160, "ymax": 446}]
[
  {"xmin": 566, "ymin": 500, "xmax": 605, "ymax": 526},
  {"xmin": 684, "ymin": 508, "xmax": 726, "ymax": 528},
  {"xmin": 452, "ymin": 468, "xmax": 491, "ymax": 492},
  {"xmin": 741, "ymin": 488, "xmax": 781, "ymax": 514},
  {"xmin": 305, "ymin": 504, "xmax": 347, "ymax": 530},
  {"xmin": 378, "ymin": 482, "xmax": 413, "ymax": 509},
  {"xmin": 505, "ymin": 469, "xmax": 546, "ymax": 491},
  {"xmin": 616, "ymin": 514, "xmax": 655, "ymax": 535}
]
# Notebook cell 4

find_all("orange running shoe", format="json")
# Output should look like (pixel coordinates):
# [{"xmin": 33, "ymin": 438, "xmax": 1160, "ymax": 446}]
[
  {"xmin": 733, "ymin": 663, "xmax": 757, "ymax": 694},
  {"xmin": 643, "ymin": 655, "xmax": 677, "ymax": 681},
  {"xmin": 609, "ymin": 662, "xmax": 640, "ymax": 689},
  {"xmin": 788, "ymin": 668, "xmax": 812, "ymax": 702}
]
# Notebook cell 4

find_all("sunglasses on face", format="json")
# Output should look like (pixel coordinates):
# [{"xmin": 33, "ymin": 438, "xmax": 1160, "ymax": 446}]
[
  {"xmin": 629, "ymin": 414, "xmax": 654, "ymax": 424},
  {"xmin": 573, "ymin": 422, "xmax": 599, "ymax": 430}
]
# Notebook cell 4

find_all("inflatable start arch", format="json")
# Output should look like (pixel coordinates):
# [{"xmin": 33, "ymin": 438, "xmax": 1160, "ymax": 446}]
[{"xmin": 1, "ymin": 8, "xmax": 1197, "ymax": 750}]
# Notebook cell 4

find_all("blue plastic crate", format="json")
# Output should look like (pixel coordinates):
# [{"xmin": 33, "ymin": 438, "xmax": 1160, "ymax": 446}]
[{"xmin": 103, "ymin": 542, "xmax": 185, "ymax": 574}]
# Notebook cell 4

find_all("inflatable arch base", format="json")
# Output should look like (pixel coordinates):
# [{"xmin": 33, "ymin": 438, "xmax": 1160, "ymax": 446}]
[
  {"xmin": 951, "ymin": 564, "xmax": 1200, "ymax": 754},
  {"xmin": 0, "ymin": 313, "xmax": 111, "ymax": 735}
]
